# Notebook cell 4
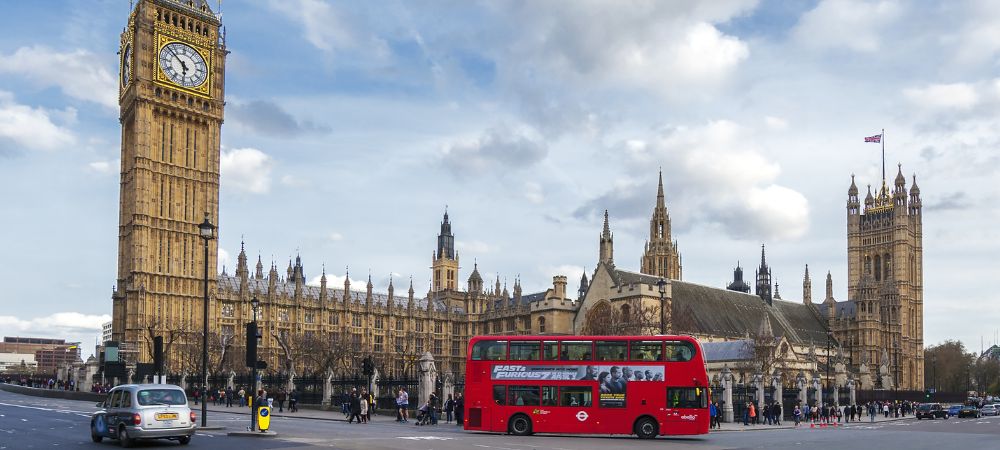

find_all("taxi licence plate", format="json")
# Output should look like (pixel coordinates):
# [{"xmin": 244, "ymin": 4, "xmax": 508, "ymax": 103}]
[{"xmin": 155, "ymin": 412, "xmax": 179, "ymax": 421}]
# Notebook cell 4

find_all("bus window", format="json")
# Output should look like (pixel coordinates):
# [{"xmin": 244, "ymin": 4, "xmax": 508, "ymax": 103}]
[
  {"xmin": 560, "ymin": 341, "xmax": 593, "ymax": 360},
  {"xmin": 559, "ymin": 386, "xmax": 592, "ymax": 407},
  {"xmin": 542, "ymin": 341, "xmax": 559, "ymax": 361},
  {"xmin": 629, "ymin": 341, "xmax": 663, "ymax": 361},
  {"xmin": 472, "ymin": 340, "xmax": 508, "ymax": 361},
  {"xmin": 493, "ymin": 385, "xmax": 507, "ymax": 406},
  {"xmin": 666, "ymin": 387, "xmax": 707, "ymax": 408},
  {"xmin": 664, "ymin": 341, "xmax": 695, "ymax": 362},
  {"xmin": 541, "ymin": 386, "xmax": 557, "ymax": 406},
  {"xmin": 509, "ymin": 341, "xmax": 541, "ymax": 361},
  {"xmin": 508, "ymin": 386, "xmax": 540, "ymax": 406},
  {"xmin": 595, "ymin": 341, "xmax": 627, "ymax": 361}
]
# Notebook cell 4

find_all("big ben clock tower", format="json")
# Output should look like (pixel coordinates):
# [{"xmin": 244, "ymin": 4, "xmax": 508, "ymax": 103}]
[{"xmin": 112, "ymin": 0, "xmax": 226, "ymax": 365}]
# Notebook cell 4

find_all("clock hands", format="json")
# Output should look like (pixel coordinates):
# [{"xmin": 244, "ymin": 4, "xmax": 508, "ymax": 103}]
[{"xmin": 166, "ymin": 44, "xmax": 189, "ymax": 76}]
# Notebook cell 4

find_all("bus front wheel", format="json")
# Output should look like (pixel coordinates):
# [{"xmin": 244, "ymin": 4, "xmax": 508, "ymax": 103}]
[
  {"xmin": 634, "ymin": 416, "xmax": 658, "ymax": 439},
  {"xmin": 508, "ymin": 414, "xmax": 533, "ymax": 436}
]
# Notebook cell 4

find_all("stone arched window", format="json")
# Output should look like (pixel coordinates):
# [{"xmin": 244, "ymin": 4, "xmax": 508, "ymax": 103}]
[
  {"xmin": 874, "ymin": 255, "xmax": 882, "ymax": 281},
  {"xmin": 620, "ymin": 303, "xmax": 631, "ymax": 320},
  {"xmin": 538, "ymin": 316, "xmax": 546, "ymax": 333}
]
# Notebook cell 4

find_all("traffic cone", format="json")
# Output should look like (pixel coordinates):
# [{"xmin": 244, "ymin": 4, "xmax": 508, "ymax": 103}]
[{"xmin": 810, "ymin": 423, "xmax": 815, "ymax": 428}]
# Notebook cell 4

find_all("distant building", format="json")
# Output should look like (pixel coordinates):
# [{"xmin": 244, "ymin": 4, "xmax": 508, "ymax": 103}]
[
  {"xmin": 0, "ymin": 337, "xmax": 80, "ymax": 374},
  {"xmin": 0, "ymin": 353, "xmax": 36, "ymax": 372},
  {"xmin": 102, "ymin": 321, "xmax": 113, "ymax": 344}
]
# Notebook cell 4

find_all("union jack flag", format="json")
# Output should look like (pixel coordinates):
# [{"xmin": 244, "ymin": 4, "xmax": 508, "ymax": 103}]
[{"xmin": 864, "ymin": 134, "xmax": 882, "ymax": 143}]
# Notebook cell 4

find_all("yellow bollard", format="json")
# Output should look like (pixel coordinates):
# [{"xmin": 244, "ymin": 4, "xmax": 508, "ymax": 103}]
[{"xmin": 257, "ymin": 406, "xmax": 271, "ymax": 432}]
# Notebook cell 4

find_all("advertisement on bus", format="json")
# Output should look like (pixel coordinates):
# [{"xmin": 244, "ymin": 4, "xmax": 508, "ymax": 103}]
[{"xmin": 491, "ymin": 364, "xmax": 665, "ymax": 408}]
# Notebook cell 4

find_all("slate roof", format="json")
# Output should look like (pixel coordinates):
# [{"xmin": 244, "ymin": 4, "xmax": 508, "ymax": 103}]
[
  {"xmin": 490, "ymin": 291, "xmax": 545, "ymax": 310},
  {"xmin": 216, "ymin": 275, "xmax": 462, "ymax": 314},
  {"xmin": 670, "ymin": 280, "xmax": 830, "ymax": 346}
]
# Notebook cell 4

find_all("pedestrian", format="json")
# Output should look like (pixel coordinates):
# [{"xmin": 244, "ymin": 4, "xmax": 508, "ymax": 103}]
[
  {"xmin": 238, "ymin": 387, "xmax": 246, "ymax": 407},
  {"xmin": 367, "ymin": 390, "xmax": 375, "ymax": 422},
  {"xmin": 743, "ymin": 402, "xmax": 750, "ymax": 426},
  {"xmin": 794, "ymin": 405, "xmax": 802, "ymax": 426},
  {"xmin": 398, "ymin": 388, "xmax": 410, "ymax": 423},
  {"xmin": 429, "ymin": 392, "xmax": 439, "ymax": 425},
  {"xmin": 192, "ymin": 386, "xmax": 200, "ymax": 405},
  {"xmin": 444, "ymin": 394, "xmax": 455, "ymax": 423},
  {"xmin": 348, "ymin": 392, "xmax": 362, "ymax": 424},
  {"xmin": 749, "ymin": 401, "xmax": 756, "ymax": 425},
  {"xmin": 359, "ymin": 392, "xmax": 369, "ymax": 424},
  {"xmin": 454, "ymin": 393, "xmax": 464, "ymax": 426},
  {"xmin": 252, "ymin": 389, "xmax": 267, "ymax": 432},
  {"xmin": 276, "ymin": 389, "xmax": 286, "ymax": 413},
  {"xmin": 709, "ymin": 401, "xmax": 718, "ymax": 429},
  {"xmin": 289, "ymin": 389, "xmax": 299, "ymax": 412},
  {"xmin": 773, "ymin": 402, "xmax": 782, "ymax": 426},
  {"xmin": 226, "ymin": 387, "xmax": 234, "ymax": 407},
  {"xmin": 343, "ymin": 391, "xmax": 351, "ymax": 417}
]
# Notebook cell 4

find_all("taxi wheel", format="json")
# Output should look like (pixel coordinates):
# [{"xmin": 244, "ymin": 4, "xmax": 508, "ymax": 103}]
[
  {"xmin": 635, "ymin": 417, "xmax": 658, "ymax": 439},
  {"xmin": 118, "ymin": 425, "xmax": 133, "ymax": 448},
  {"xmin": 178, "ymin": 436, "xmax": 191, "ymax": 445},
  {"xmin": 90, "ymin": 422, "xmax": 103, "ymax": 442},
  {"xmin": 508, "ymin": 414, "xmax": 532, "ymax": 436}
]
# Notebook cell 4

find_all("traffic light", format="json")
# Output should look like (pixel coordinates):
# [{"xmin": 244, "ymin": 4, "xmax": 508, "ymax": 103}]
[
  {"xmin": 246, "ymin": 322, "xmax": 258, "ymax": 368},
  {"xmin": 153, "ymin": 336, "xmax": 164, "ymax": 375},
  {"xmin": 924, "ymin": 389, "xmax": 932, "ymax": 400},
  {"xmin": 362, "ymin": 356, "xmax": 374, "ymax": 377}
]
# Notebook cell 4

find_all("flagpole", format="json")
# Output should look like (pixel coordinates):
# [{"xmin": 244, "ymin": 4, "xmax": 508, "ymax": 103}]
[{"xmin": 881, "ymin": 128, "xmax": 885, "ymax": 184}]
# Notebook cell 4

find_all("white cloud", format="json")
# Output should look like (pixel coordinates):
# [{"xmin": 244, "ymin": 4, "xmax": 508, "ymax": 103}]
[
  {"xmin": 221, "ymin": 147, "xmax": 273, "ymax": 194},
  {"xmin": 0, "ymin": 312, "xmax": 110, "ymax": 338},
  {"xmin": 764, "ymin": 116, "xmax": 788, "ymax": 130},
  {"xmin": 87, "ymin": 160, "xmax": 118, "ymax": 174},
  {"xmin": 0, "ymin": 46, "xmax": 117, "ymax": 108},
  {"xmin": 542, "ymin": 264, "xmax": 586, "ymax": 292},
  {"xmin": 903, "ymin": 83, "xmax": 979, "ymax": 110},
  {"xmin": 0, "ymin": 91, "xmax": 75, "ymax": 151},
  {"xmin": 456, "ymin": 240, "xmax": 497, "ymax": 254},
  {"xmin": 502, "ymin": 2, "xmax": 753, "ymax": 96},
  {"xmin": 593, "ymin": 120, "xmax": 810, "ymax": 240},
  {"xmin": 218, "ymin": 248, "xmax": 232, "ymax": 272},
  {"xmin": 793, "ymin": 0, "xmax": 900, "ymax": 52},
  {"xmin": 441, "ymin": 126, "xmax": 547, "ymax": 176},
  {"xmin": 328, "ymin": 232, "xmax": 344, "ymax": 241},
  {"xmin": 524, "ymin": 181, "xmax": 545, "ymax": 204},
  {"xmin": 307, "ymin": 273, "xmax": 366, "ymax": 290},
  {"xmin": 268, "ymin": 0, "xmax": 389, "ymax": 62}
]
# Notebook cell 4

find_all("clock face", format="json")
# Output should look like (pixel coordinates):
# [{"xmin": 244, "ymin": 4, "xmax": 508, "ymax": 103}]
[
  {"xmin": 121, "ymin": 44, "xmax": 132, "ymax": 86},
  {"xmin": 158, "ymin": 42, "xmax": 208, "ymax": 88}
]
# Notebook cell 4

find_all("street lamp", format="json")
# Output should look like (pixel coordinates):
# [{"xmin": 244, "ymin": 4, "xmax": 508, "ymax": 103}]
[
  {"xmin": 250, "ymin": 296, "xmax": 260, "ymax": 432},
  {"xmin": 932, "ymin": 355, "xmax": 937, "ymax": 393},
  {"xmin": 197, "ymin": 215, "xmax": 216, "ymax": 428},
  {"xmin": 656, "ymin": 278, "xmax": 667, "ymax": 334}
]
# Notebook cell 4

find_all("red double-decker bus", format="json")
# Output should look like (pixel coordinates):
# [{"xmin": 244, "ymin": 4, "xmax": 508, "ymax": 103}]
[{"xmin": 463, "ymin": 335, "xmax": 710, "ymax": 438}]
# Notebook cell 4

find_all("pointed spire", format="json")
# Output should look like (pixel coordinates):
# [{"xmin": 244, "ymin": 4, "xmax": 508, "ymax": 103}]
[
  {"xmin": 825, "ymin": 270, "xmax": 835, "ymax": 303},
  {"xmin": 910, "ymin": 174, "xmax": 920, "ymax": 194},
  {"xmin": 803, "ymin": 264, "xmax": 812, "ymax": 305},
  {"xmin": 255, "ymin": 255, "xmax": 264, "ymax": 279},
  {"xmin": 408, "ymin": 276, "xmax": 414, "ymax": 296},
  {"xmin": 602, "ymin": 209, "xmax": 611, "ymax": 239},
  {"xmin": 656, "ymin": 168, "xmax": 665, "ymax": 209},
  {"xmin": 895, "ymin": 163, "xmax": 906, "ymax": 186},
  {"xmin": 848, "ymin": 174, "xmax": 858, "ymax": 195}
]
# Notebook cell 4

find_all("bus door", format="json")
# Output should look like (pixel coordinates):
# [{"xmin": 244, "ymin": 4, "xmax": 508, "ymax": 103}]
[
  {"xmin": 665, "ymin": 387, "xmax": 708, "ymax": 435},
  {"xmin": 556, "ymin": 385, "xmax": 595, "ymax": 432}
]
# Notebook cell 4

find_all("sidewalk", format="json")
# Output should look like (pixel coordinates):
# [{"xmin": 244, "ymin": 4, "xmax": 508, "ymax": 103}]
[
  {"xmin": 189, "ymin": 401, "xmax": 453, "ymax": 426},
  {"xmin": 713, "ymin": 413, "xmax": 912, "ymax": 432}
]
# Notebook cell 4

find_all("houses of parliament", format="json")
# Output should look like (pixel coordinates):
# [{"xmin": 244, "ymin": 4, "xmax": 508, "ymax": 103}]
[{"xmin": 110, "ymin": 0, "xmax": 924, "ymax": 389}]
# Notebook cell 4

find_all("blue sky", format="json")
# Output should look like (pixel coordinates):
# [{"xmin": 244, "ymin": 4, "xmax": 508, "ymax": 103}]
[{"xmin": 1, "ymin": 0, "xmax": 999, "ymax": 356}]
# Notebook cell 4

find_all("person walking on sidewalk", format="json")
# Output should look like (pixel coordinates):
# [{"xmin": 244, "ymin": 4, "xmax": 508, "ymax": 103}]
[
  {"xmin": 454, "ymin": 392, "xmax": 464, "ymax": 426},
  {"xmin": 359, "ymin": 392, "xmax": 369, "ymax": 424},
  {"xmin": 743, "ymin": 402, "xmax": 750, "ymax": 426},
  {"xmin": 709, "ymin": 401, "xmax": 718, "ymax": 429},
  {"xmin": 289, "ymin": 389, "xmax": 299, "ymax": 412},
  {"xmin": 398, "ymin": 388, "xmax": 410, "ymax": 423},
  {"xmin": 348, "ymin": 392, "xmax": 363, "ymax": 424},
  {"xmin": 794, "ymin": 405, "xmax": 802, "ymax": 426},
  {"xmin": 444, "ymin": 394, "xmax": 455, "ymax": 423},
  {"xmin": 773, "ymin": 402, "xmax": 782, "ymax": 426},
  {"xmin": 276, "ymin": 389, "xmax": 286, "ymax": 412}
]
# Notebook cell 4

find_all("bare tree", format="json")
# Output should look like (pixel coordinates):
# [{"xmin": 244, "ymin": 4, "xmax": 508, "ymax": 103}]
[
  {"xmin": 142, "ymin": 320, "xmax": 189, "ymax": 372},
  {"xmin": 581, "ymin": 301, "xmax": 660, "ymax": 335}
]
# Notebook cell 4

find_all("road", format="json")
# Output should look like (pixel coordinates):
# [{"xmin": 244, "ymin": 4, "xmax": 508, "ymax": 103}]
[{"xmin": 1, "ymin": 390, "xmax": 998, "ymax": 449}]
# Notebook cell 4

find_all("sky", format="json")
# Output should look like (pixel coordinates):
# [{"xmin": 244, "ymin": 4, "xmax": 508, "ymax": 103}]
[{"xmin": 1, "ymin": 0, "xmax": 999, "ymax": 357}]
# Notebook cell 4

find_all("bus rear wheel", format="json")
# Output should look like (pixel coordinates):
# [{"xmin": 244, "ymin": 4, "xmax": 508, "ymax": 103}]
[
  {"xmin": 509, "ymin": 414, "xmax": 533, "ymax": 436},
  {"xmin": 635, "ymin": 416, "xmax": 658, "ymax": 439}
]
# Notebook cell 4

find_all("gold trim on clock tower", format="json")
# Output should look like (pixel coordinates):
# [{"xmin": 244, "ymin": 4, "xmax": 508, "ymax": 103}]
[{"xmin": 112, "ymin": 0, "xmax": 226, "ymax": 364}]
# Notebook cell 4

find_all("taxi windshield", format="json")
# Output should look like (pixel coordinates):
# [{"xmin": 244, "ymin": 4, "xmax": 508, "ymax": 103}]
[{"xmin": 137, "ymin": 389, "xmax": 187, "ymax": 406}]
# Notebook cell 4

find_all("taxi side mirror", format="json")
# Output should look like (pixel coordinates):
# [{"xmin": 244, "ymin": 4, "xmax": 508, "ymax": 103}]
[{"xmin": 96, "ymin": 401, "xmax": 104, "ymax": 408}]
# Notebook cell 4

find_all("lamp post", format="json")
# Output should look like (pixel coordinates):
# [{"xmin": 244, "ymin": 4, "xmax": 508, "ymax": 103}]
[
  {"xmin": 249, "ymin": 296, "xmax": 260, "ymax": 432},
  {"xmin": 197, "ymin": 215, "xmax": 216, "ymax": 428},
  {"xmin": 656, "ymin": 278, "xmax": 667, "ymax": 334},
  {"xmin": 932, "ymin": 355, "xmax": 937, "ymax": 393}
]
